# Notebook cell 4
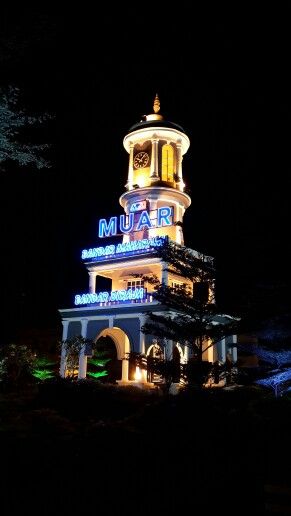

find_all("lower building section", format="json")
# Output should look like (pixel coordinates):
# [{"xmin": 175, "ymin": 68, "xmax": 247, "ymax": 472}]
[{"xmin": 59, "ymin": 305, "xmax": 237, "ymax": 383}]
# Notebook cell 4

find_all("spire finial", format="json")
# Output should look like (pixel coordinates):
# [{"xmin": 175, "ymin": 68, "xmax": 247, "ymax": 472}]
[{"xmin": 153, "ymin": 93, "xmax": 160, "ymax": 114}]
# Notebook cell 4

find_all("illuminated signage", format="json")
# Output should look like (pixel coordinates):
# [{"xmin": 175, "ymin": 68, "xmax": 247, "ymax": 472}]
[
  {"xmin": 130, "ymin": 200, "xmax": 147, "ymax": 212},
  {"xmin": 82, "ymin": 236, "xmax": 166, "ymax": 261},
  {"xmin": 75, "ymin": 287, "xmax": 145, "ymax": 306},
  {"xmin": 98, "ymin": 206, "xmax": 172, "ymax": 238}
]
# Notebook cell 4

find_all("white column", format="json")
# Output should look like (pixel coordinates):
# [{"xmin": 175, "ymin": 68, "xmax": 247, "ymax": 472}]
[
  {"xmin": 78, "ymin": 319, "xmax": 88, "ymax": 380},
  {"xmin": 127, "ymin": 142, "xmax": 134, "ymax": 189},
  {"xmin": 161, "ymin": 261, "xmax": 168, "ymax": 286},
  {"xmin": 62, "ymin": 319, "xmax": 69, "ymax": 340},
  {"xmin": 183, "ymin": 344, "xmax": 189, "ymax": 364},
  {"xmin": 232, "ymin": 335, "xmax": 238, "ymax": 362},
  {"xmin": 60, "ymin": 320, "xmax": 69, "ymax": 378},
  {"xmin": 150, "ymin": 136, "xmax": 159, "ymax": 180},
  {"xmin": 88, "ymin": 271, "xmax": 96, "ymax": 293},
  {"xmin": 174, "ymin": 203, "xmax": 182, "ymax": 244},
  {"xmin": 139, "ymin": 315, "xmax": 146, "ymax": 354},
  {"xmin": 176, "ymin": 140, "xmax": 183, "ymax": 190},
  {"xmin": 220, "ymin": 338, "xmax": 226, "ymax": 363},
  {"xmin": 165, "ymin": 339, "xmax": 173, "ymax": 361},
  {"xmin": 138, "ymin": 315, "xmax": 147, "ymax": 382},
  {"xmin": 207, "ymin": 339, "xmax": 214, "ymax": 363},
  {"xmin": 121, "ymin": 359, "xmax": 129, "ymax": 382}
]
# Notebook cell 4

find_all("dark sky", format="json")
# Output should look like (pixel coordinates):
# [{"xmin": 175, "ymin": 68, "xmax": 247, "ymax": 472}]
[{"xmin": 0, "ymin": 11, "xmax": 290, "ymax": 340}]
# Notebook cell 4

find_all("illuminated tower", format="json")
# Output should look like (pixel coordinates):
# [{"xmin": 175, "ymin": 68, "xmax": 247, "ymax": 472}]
[
  {"xmin": 59, "ymin": 97, "xmax": 237, "ymax": 383},
  {"xmin": 120, "ymin": 94, "xmax": 191, "ymax": 245}
]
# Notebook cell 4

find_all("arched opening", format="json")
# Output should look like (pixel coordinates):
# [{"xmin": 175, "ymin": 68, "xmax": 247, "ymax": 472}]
[
  {"xmin": 88, "ymin": 335, "xmax": 120, "ymax": 383},
  {"xmin": 92, "ymin": 327, "xmax": 131, "ymax": 383},
  {"xmin": 146, "ymin": 343, "xmax": 163, "ymax": 383}
]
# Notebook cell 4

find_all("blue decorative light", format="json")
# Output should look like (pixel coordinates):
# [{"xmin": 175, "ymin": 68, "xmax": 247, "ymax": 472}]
[
  {"xmin": 130, "ymin": 200, "xmax": 147, "ymax": 212},
  {"xmin": 120, "ymin": 213, "xmax": 134, "ymax": 233},
  {"xmin": 157, "ymin": 206, "xmax": 172, "ymax": 227},
  {"xmin": 136, "ymin": 210, "xmax": 153, "ymax": 231},
  {"xmin": 74, "ymin": 287, "xmax": 146, "ymax": 306},
  {"xmin": 98, "ymin": 206, "xmax": 173, "ymax": 238},
  {"xmin": 98, "ymin": 217, "xmax": 118, "ymax": 238},
  {"xmin": 81, "ymin": 236, "xmax": 166, "ymax": 261}
]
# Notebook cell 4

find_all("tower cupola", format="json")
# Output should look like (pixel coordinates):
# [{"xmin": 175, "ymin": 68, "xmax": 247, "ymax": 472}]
[{"xmin": 120, "ymin": 96, "xmax": 191, "ymax": 245}]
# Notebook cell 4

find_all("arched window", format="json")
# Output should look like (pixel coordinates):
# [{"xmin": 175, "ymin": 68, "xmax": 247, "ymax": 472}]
[{"xmin": 162, "ymin": 144, "xmax": 174, "ymax": 182}]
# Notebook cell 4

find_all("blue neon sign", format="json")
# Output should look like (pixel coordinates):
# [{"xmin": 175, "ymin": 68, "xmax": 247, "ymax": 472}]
[
  {"xmin": 81, "ymin": 236, "xmax": 166, "ymax": 261},
  {"xmin": 75, "ymin": 287, "xmax": 146, "ymax": 306},
  {"xmin": 98, "ymin": 206, "xmax": 172, "ymax": 238}
]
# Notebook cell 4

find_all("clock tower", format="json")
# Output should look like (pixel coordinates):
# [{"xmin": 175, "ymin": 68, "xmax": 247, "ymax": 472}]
[
  {"xmin": 120, "ymin": 94, "xmax": 191, "ymax": 245},
  {"xmin": 59, "ymin": 96, "xmax": 237, "ymax": 384}
]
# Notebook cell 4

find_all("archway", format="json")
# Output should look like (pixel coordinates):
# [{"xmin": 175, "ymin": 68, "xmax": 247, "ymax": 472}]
[
  {"xmin": 92, "ymin": 327, "xmax": 131, "ymax": 383},
  {"xmin": 89, "ymin": 335, "xmax": 119, "ymax": 383},
  {"xmin": 146, "ymin": 343, "xmax": 163, "ymax": 383}
]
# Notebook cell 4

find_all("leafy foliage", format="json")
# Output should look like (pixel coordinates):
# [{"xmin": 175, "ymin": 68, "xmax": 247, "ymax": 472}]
[
  {"xmin": 238, "ymin": 343, "xmax": 291, "ymax": 396},
  {"xmin": 60, "ymin": 336, "xmax": 110, "ymax": 381},
  {"xmin": 31, "ymin": 369, "xmax": 55, "ymax": 381},
  {"xmin": 31, "ymin": 356, "xmax": 56, "ymax": 381},
  {"xmin": 256, "ymin": 369, "xmax": 291, "ymax": 398},
  {"xmin": 0, "ymin": 86, "xmax": 51, "ymax": 170},
  {"xmin": 87, "ymin": 352, "xmax": 110, "ymax": 381},
  {"xmin": 60, "ymin": 335, "xmax": 93, "ymax": 379},
  {"xmin": 87, "ymin": 371, "xmax": 108, "ymax": 379},
  {"xmin": 246, "ymin": 346, "xmax": 291, "ymax": 369},
  {"xmin": 140, "ymin": 240, "xmax": 238, "ymax": 361},
  {"xmin": 0, "ymin": 343, "xmax": 35, "ymax": 385}
]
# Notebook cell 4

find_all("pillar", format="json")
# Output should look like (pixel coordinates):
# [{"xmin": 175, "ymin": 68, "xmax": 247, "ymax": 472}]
[
  {"xmin": 207, "ymin": 339, "xmax": 214, "ymax": 363},
  {"xmin": 139, "ymin": 315, "xmax": 146, "ymax": 354},
  {"xmin": 121, "ymin": 359, "xmax": 129, "ymax": 382},
  {"xmin": 60, "ymin": 320, "xmax": 69, "ymax": 378},
  {"xmin": 165, "ymin": 339, "xmax": 173, "ymax": 361},
  {"xmin": 183, "ymin": 344, "xmax": 189, "ymax": 364},
  {"xmin": 232, "ymin": 335, "xmax": 238, "ymax": 362},
  {"xmin": 150, "ymin": 136, "xmax": 159, "ymax": 180},
  {"xmin": 78, "ymin": 319, "xmax": 88, "ymax": 380},
  {"xmin": 127, "ymin": 142, "xmax": 134, "ymax": 189},
  {"xmin": 176, "ymin": 140, "xmax": 184, "ymax": 191},
  {"xmin": 219, "ymin": 338, "xmax": 226, "ymax": 363},
  {"xmin": 139, "ymin": 315, "xmax": 147, "ymax": 382},
  {"xmin": 161, "ymin": 261, "xmax": 168, "ymax": 286},
  {"xmin": 88, "ymin": 271, "xmax": 96, "ymax": 293}
]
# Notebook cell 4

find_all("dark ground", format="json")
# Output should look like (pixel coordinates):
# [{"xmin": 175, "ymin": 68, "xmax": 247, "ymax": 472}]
[{"xmin": 1, "ymin": 382, "xmax": 290, "ymax": 514}]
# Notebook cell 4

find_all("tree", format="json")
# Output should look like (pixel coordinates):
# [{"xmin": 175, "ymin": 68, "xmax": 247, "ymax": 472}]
[
  {"xmin": 60, "ymin": 336, "xmax": 92, "ymax": 379},
  {"xmin": 0, "ymin": 86, "xmax": 51, "ymax": 170},
  {"xmin": 140, "ymin": 240, "xmax": 238, "ymax": 369},
  {"xmin": 60, "ymin": 335, "xmax": 109, "ymax": 380},
  {"xmin": 0, "ymin": 343, "xmax": 35, "ymax": 386}
]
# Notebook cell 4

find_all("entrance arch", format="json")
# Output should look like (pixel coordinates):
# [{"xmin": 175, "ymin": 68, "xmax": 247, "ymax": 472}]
[
  {"xmin": 146, "ymin": 342, "xmax": 163, "ymax": 383},
  {"xmin": 93, "ymin": 327, "xmax": 131, "ymax": 383}
]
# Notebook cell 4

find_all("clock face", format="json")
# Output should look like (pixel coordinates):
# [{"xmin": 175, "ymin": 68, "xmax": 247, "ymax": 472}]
[{"xmin": 133, "ymin": 151, "xmax": 149, "ymax": 169}]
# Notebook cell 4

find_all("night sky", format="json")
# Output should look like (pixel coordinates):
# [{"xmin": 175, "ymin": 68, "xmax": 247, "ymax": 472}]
[{"xmin": 0, "ymin": 11, "xmax": 290, "ymax": 341}]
